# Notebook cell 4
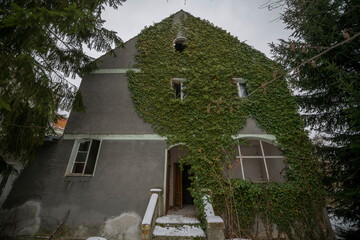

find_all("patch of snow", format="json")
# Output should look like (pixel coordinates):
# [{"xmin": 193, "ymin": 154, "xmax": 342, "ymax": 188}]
[
  {"xmin": 142, "ymin": 193, "xmax": 159, "ymax": 225},
  {"xmin": 3, "ymin": 200, "xmax": 42, "ymax": 236},
  {"xmin": 202, "ymin": 195, "xmax": 215, "ymax": 217},
  {"xmin": 206, "ymin": 215, "xmax": 224, "ymax": 223},
  {"xmin": 226, "ymin": 238, "xmax": 251, "ymax": 240},
  {"xmin": 150, "ymin": 188, "xmax": 162, "ymax": 192},
  {"xmin": 153, "ymin": 225, "xmax": 206, "ymax": 237},
  {"xmin": 330, "ymin": 213, "xmax": 358, "ymax": 239},
  {"xmin": 102, "ymin": 212, "xmax": 141, "ymax": 240},
  {"xmin": 156, "ymin": 215, "xmax": 200, "ymax": 224},
  {"xmin": 87, "ymin": 237, "xmax": 107, "ymax": 240}
]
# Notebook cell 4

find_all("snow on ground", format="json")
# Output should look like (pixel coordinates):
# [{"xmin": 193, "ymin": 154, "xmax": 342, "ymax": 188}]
[
  {"xmin": 330, "ymin": 214, "xmax": 358, "ymax": 239},
  {"xmin": 156, "ymin": 214, "xmax": 200, "ymax": 224},
  {"xmin": 153, "ymin": 225, "xmax": 206, "ymax": 237},
  {"xmin": 226, "ymin": 239, "xmax": 251, "ymax": 240},
  {"xmin": 202, "ymin": 195, "xmax": 215, "ymax": 216}
]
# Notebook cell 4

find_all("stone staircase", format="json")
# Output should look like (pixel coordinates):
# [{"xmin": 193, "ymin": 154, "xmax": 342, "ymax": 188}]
[{"xmin": 152, "ymin": 214, "xmax": 206, "ymax": 240}]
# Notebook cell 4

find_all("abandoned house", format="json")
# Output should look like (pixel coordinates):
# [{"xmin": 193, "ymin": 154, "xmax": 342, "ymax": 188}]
[{"xmin": 0, "ymin": 10, "xmax": 330, "ymax": 240}]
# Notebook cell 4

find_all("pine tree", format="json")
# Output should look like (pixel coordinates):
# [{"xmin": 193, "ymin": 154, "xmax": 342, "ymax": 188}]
[
  {"xmin": 0, "ymin": 0, "xmax": 125, "ymax": 174},
  {"xmin": 266, "ymin": 0, "xmax": 360, "ymax": 237}
]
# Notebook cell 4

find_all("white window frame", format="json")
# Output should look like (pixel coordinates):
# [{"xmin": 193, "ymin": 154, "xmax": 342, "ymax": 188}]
[
  {"xmin": 236, "ymin": 139, "xmax": 285, "ymax": 182},
  {"xmin": 65, "ymin": 139, "xmax": 102, "ymax": 176},
  {"xmin": 172, "ymin": 78, "xmax": 186, "ymax": 101},
  {"xmin": 232, "ymin": 77, "xmax": 248, "ymax": 98}
]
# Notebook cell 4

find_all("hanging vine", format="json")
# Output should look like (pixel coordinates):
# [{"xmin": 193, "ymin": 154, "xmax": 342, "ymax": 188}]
[{"xmin": 127, "ymin": 12, "xmax": 328, "ymax": 239}]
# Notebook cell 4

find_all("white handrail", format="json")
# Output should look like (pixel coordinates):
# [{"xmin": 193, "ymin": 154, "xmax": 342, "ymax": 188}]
[{"xmin": 142, "ymin": 193, "xmax": 159, "ymax": 226}]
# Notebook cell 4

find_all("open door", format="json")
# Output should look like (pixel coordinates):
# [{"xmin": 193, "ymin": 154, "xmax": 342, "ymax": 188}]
[{"xmin": 173, "ymin": 163, "xmax": 182, "ymax": 209}]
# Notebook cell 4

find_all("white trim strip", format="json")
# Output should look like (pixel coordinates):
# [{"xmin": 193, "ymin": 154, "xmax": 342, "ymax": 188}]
[
  {"xmin": 260, "ymin": 140, "xmax": 270, "ymax": 181},
  {"xmin": 64, "ymin": 133, "xmax": 277, "ymax": 142},
  {"xmin": 63, "ymin": 134, "xmax": 166, "ymax": 140},
  {"xmin": 233, "ymin": 134, "xmax": 276, "ymax": 142},
  {"xmin": 92, "ymin": 68, "xmax": 141, "ymax": 74}
]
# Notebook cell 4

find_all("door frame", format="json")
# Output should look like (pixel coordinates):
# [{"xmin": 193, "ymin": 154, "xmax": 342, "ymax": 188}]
[{"xmin": 164, "ymin": 144, "xmax": 185, "ymax": 213}]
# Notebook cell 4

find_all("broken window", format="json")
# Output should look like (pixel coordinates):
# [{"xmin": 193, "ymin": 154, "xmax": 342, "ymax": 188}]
[
  {"xmin": 172, "ymin": 78, "xmax": 186, "ymax": 100},
  {"xmin": 227, "ymin": 139, "xmax": 286, "ymax": 182},
  {"xmin": 66, "ymin": 139, "xmax": 101, "ymax": 176},
  {"xmin": 232, "ymin": 77, "xmax": 248, "ymax": 98},
  {"xmin": 174, "ymin": 37, "xmax": 187, "ymax": 53}
]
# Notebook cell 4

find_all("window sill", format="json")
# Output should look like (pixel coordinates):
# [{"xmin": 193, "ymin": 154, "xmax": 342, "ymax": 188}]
[
  {"xmin": 251, "ymin": 180, "xmax": 268, "ymax": 183},
  {"xmin": 65, "ymin": 173, "xmax": 94, "ymax": 177}
]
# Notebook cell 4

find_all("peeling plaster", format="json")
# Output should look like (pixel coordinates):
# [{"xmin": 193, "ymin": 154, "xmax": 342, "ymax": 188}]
[
  {"xmin": 1, "ymin": 200, "xmax": 41, "ymax": 236},
  {"xmin": 101, "ymin": 212, "xmax": 141, "ymax": 240}
]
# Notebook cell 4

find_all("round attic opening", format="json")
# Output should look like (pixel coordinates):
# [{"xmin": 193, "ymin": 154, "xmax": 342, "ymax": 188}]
[{"xmin": 174, "ymin": 36, "xmax": 187, "ymax": 52}]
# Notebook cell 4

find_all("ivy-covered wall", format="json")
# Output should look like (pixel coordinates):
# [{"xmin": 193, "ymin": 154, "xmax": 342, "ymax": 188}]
[{"xmin": 127, "ymin": 11, "xmax": 328, "ymax": 240}]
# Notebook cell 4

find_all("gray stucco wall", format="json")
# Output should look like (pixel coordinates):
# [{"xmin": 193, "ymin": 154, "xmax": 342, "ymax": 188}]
[
  {"xmin": 65, "ymin": 73, "xmax": 154, "ymax": 134},
  {"xmin": 2, "ymin": 32, "xmax": 163, "ymax": 238},
  {"xmin": 96, "ymin": 36, "xmax": 137, "ymax": 69},
  {"xmin": 3, "ymin": 139, "xmax": 166, "ymax": 236},
  {"xmin": 65, "ymin": 36, "xmax": 154, "ymax": 135},
  {"xmin": 238, "ymin": 118, "xmax": 268, "ymax": 135}
]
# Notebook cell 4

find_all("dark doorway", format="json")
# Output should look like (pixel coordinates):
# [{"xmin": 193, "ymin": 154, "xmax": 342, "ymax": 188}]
[
  {"xmin": 173, "ymin": 163, "xmax": 182, "ymax": 209},
  {"xmin": 182, "ymin": 165, "xmax": 193, "ymax": 205}
]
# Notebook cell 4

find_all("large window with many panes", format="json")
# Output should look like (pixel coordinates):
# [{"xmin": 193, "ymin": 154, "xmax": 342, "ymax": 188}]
[{"xmin": 227, "ymin": 139, "xmax": 286, "ymax": 182}]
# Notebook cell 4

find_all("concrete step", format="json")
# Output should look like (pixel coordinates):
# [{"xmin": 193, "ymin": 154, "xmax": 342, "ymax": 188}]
[
  {"xmin": 155, "ymin": 214, "xmax": 201, "ymax": 227},
  {"xmin": 152, "ymin": 225, "xmax": 206, "ymax": 240}
]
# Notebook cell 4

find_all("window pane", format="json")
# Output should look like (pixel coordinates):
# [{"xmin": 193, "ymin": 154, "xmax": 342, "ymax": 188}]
[
  {"xmin": 266, "ymin": 158, "xmax": 286, "ymax": 182},
  {"xmin": 78, "ymin": 141, "xmax": 90, "ymax": 151},
  {"xmin": 262, "ymin": 141, "xmax": 282, "ymax": 156},
  {"xmin": 239, "ymin": 83, "xmax": 247, "ymax": 97},
  {"xmin": 72, "ymin": 163, "xmax": 85, "ymax": 173},
  {"xmin": 75, "ymin": 152, "xmax": 87, "ymax": 163},
  {"xmin": 84, "ymin": 140, "xmax": 100, "ymax": 174},
  {"xmin": 224, "ymin": 158, "xmax": 243, "ymax": 179},
  {"xmin": 182, "ymin": 83, "xmax": 186, "ymax": 100},
  {"xmin": 239, "ymin": 140, "xmax": 262, "ymax": 156},
  {"xmin": 237, "ymin": 83, "xmax": 248, "ymax": 98},
  {"xmin": 174, "ymin": 82, "xmax": 181, "ymax": 99},
  {"xmin": 242, "ymin": 158, "xmax": 267, "ymax": 182}
]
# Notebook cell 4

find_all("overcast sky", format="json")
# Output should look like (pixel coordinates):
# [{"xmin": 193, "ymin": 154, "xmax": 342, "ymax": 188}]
[
  {"xmin": 64, "ymin": 0, "xmax": 291, "ymax": 115},
  {"xmin": 88, "ymin": 0, "xmax": 291, "ymax": 59},
  {"xmin": 68, "ymin": 0, "xmax": 291, "ymax": 89}
]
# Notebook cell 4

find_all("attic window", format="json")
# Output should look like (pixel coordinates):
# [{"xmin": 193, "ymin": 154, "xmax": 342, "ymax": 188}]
[
  {"xmin": 66, "ymin": 139, "xmax": 101, "ymax": 176},
  {"xmin": 172, "ymin": 78, "xmax": 186, "ymax": 100},
  {"xmin": 232, "ymin": 78, "xmax": 248, "ymax": 98},
  {"xmin": 174, "ymin": 37, "xmax": 187, "ymax": 53}
]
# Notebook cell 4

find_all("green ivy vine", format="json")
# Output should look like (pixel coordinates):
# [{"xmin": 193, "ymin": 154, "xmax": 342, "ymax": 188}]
[{"xmin": 127, "ymin": 12, "xmax": 326, "ymax": 239}]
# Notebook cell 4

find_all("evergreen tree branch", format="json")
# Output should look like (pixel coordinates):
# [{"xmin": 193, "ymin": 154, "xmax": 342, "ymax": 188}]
[
  {"xmin": 46, "ymin": 27, "xmax": 79, "ymax": 52},
  {"xmin": 36, "ymin": 53, "xmax": 78, "ymax": 89},
  {"xmin": 247, "ymin": 31, "xmax": 360, "ymax": 97}
]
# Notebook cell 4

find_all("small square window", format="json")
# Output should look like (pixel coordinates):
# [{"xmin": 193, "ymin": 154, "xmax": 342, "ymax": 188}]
[
  {"xmin": 66, "ymin": 139, "xmax": 101, "ymax": 176},
  {"xmin": 237, "ymin": 82, "xmax": 248, "ymax": 98},
  {"xmin": 172, "ymin": 78, "xmax": 186, "ymax": 101},
  {"xmin": 232, "ymin": 78, "xmax": 248, "ymax": 98}
]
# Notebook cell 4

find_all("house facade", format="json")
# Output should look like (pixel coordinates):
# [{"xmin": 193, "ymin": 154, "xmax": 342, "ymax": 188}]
[{"xmin": 1, "ymin": 10, "xmax": 327, "ymax": 240}]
